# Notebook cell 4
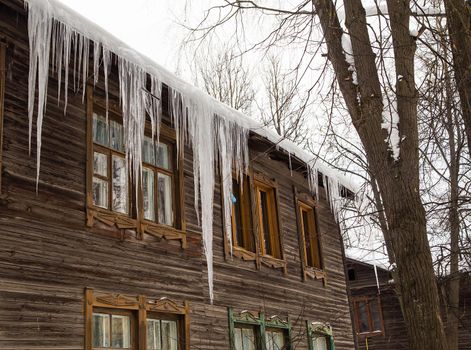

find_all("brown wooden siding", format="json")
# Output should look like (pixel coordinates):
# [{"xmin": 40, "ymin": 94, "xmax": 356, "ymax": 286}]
[{"xmin": 0, "ymin": 1, "xmax": 355, "ymax": 349}]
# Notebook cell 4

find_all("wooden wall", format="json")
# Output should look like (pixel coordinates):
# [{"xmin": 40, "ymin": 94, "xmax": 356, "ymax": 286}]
[{"xmin": 0, "ymin": 1, "xmax": 355, "ymax": 349}]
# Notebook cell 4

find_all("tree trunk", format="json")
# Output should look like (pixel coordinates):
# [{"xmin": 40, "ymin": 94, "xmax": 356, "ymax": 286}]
[
  {"xmin": 312, "ymin": 0, "xmax": 448, "ymax": 348},
  {"xmin": 444, "ymin": 0, "xmax": 471, "ymax": 154}
]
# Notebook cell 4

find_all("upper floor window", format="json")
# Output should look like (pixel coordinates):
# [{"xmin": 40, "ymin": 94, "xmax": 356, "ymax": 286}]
[
  {"xmin": 231, "ymin": 176, "xmax": 255, "ymax": 253},
  {"xmin": 254, "ymin": 180, "xmax": 282, "ymax": 260},
  {"xmin": 142, "ymin": 136, "xmax": 174, "ymax": 226},
  {"xmin": 352, "ymin": 296, "xmax": 384, "ymax": 336},
  {"xmin": 92, "ymin": 113, "xmax": 128, "ymax": 214},
  {"xmin": 87, "ymin": 88, "xmax": 186, "ymax": 245},
  {"xmin": 298, "ymin": 202, "xmax": 322, "ymax": 270}
]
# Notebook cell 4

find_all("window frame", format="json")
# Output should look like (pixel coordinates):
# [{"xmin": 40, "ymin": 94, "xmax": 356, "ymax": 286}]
[
  {"xmin": 294, "ymin": 189, "xmax": 326, "ymax": 282},
  {"xmin": 86, "ymin": 86, "xmax": 186, "ymax": 247},
  {"xmin": 85, "ymin": 288, "xmax": 190, "ymax": 350},
  {"xmin": 306, "ymin": 321, "xmax": 335, "ymax": 350},
  {"xmin": 352, "ymin": 295, "xmax": 385, "ymax": 337},
  {"xmin": 228, "ymin": 308, "xmax": 291, "ymax": 350}
]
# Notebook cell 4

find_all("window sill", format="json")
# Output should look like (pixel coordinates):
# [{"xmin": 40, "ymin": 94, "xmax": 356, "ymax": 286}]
[
  {"xmin": 231, "ymin": 246, "xmax": 257, "ymax": 261},
  {"xmin": 304, "ymin": 266, "xmax": 326, "ymax": 281},
  {"xmin": 87, "ymin": 207, "xmax": 186, "ymax": 248},
  {"xmin": 357, "ymin": 330, "xmax": 384, "ymax": 338},
  {"xmin": 261, "ymin": 255, "xmax": 287, "ymax": 273}
]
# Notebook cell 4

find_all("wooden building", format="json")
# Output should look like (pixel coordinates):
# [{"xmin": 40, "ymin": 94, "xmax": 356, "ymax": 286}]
[
  {"xmin": 0, "ymin": 0, "xmax": 355, "ymax": 349},
  {"xmin": 346, "ymin": 258, "xmax": 471, "ymax": 350}
]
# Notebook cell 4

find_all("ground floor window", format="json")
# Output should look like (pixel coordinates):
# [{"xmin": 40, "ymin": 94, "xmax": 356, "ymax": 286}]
[
  {"xmin": 85, "ymin": 289, "xmax": 189, "ymax": 350},
  {"xmin": 307, "ymin": 322, "xmax": 335, "ymax": 350},
  {"xmin": 228, "ymin": 308, "xmax": 290, "ymax": 350},
  {"xmin": 352, "ymin": 295, "xmax": 384, "ymax": 336}
]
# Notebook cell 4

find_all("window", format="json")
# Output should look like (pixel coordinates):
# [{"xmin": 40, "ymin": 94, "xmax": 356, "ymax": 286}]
[
  {"xmin": 229, "ymin": 308, "xmax": 290, "ymax": 350},
  {"xmin": 85, "ymin": 289, "xmax": 189, "ymax": 350},
  {"xmin": 234, "ymin": 324, "xmax": 258, "ymax": 350},
  {"xmin": 298, "ymin": 202, "xmax": 321, "ymax": 270},
  {"xmin": 142, "ymin": 136, "xmax": 174, "ymax": 226},
  {"xmin": 86, "ymin": 89, "xmax": 186, "ymax": 246},
  {"xmin": 306, "ymin": 322, "xmax": 334, "ymax": 350},
  {"xmin": 92, "ymin": 310, "xmax": 133, "ymax": 349},
  {"xmin": 231, "ymin": 176, "xmax": 255, "ymax": 253},
  {"xmin": 254, "ymin": 181, "xmax": 282, "ymax": 260},
  {"xmin": 92, "ymin": 112, "xmax": 128, "ymax": 214},
  {"xmin": 352, "ymin": 296, "xmax": 384, "ymax": 336}
]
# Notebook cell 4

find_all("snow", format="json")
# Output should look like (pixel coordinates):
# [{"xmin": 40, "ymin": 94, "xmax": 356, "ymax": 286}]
[
  {"xmin": 381, "ymin": 96, "xmax": 400, "ymax": 160},
  {"xmin": 24, "ymin": 0, "xmax": 358, "ymax": 302},
  {"xmin": 341, "ymin": 32, "xmax": 358, "ymax": 85}
]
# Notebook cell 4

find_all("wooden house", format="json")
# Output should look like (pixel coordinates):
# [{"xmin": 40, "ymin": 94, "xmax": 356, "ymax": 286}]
[
  {"xmin": 346, "ymin": 258, "xmax": 471, "ymax": 349},
  {"xmin": 0, "ymin": 0, "xmax": 356, "ymax": 349}
]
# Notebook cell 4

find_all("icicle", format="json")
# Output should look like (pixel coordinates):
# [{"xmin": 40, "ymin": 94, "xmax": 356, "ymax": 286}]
[
  {"xmin": 102, "ymin": 47, "xmax": 111, "ymax": 120},
  {"xmin": 93, "ymin": 41, "xmax": 101, "ymax": 86},
  {"xmin": 26, "ymin": 0, "xmax": 53, "ymax": 191},
  {"xmin": 81, "ymin": 37, "xmax": 89, "ymax": 102},
  {"xmin": 62, "ymin": 26, "xmax": 72, "ymax": 114}
]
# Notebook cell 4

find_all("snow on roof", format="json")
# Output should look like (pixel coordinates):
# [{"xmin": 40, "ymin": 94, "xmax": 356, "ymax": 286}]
[{"xmin": 24, "ymin": 0, "xmax": 358, "ymax": 193}]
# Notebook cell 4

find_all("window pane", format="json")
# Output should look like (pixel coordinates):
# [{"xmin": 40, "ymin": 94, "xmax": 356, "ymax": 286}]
[
  {"xmin": 158, "ymin": 173, "xmax": 173, "ymax": 226},
  {"xmin": 147, "ymin": 319, "xmax": 161, "ymax": 350},
  {"xmin": 260, "ymin": 190, "xmax": 272, "ymax": 256},
  {"xmin": 358, "ymin": 301, "xmax": 369, "ymax": 333},
  {"xmin": 94, "ymin": 152, "xmax": 108, "ymax": 177},
  {"xmin": 110, "ymin": 120, "xmax": 125, "ymax": 152},
  {"xmin": 143, "ymin": 168, "xmax": 155, "ymax": 221},
  {"xmin": 161, "ymin": 320, "xmax": 178, "ymax": 350},
  {"xmin": 111, "ymin": 315, "xmax": 131, "ymax": 348},
  {"xmin": 241, "ymin": 327, "xmax": 256, "ymax": 350},
  {"xmin": 369, "ymin": 299, "xmax": 382, "ymax": 331},
  {"xmin": 268, "ymin": 330, "xmax": 285, "ymax": 350},
  {"xmin": 234, "ymin": 328, "xmax": 243, "ymax": 350},
  {"xmin": 232, "ymin": 179, "xmax": 244, "ymax": 247},
  {"xmin": 112, "ymin": 156, "xmax": 128, "ymax": 214},
  {"xmin": 156, "ymin": 142, "xmax": 170, "ymax": 170},
  {"xmin": 92, "ymin": 313, "xmax": 110, "ymax": 348},
  {"xmin": 93, "ymin": 113, "xmax": 109, "ymax": 146},
  {"xmin": 313, "ymin": 335, "xmax": 328, "ymax": 350},
  {"xmin": 302, "ymin": 210, "xmax": 314, "ymax": 267},
  {"xmin": 93, "ymin": 177, "xmax": 108, "ymax": 209},
  {"xmin": 143, "ymin": 137, "xmax": 156, "ymax": 165}
]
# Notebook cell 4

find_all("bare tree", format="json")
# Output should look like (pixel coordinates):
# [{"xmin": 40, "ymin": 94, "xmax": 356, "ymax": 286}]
[
  {"xmin": 260, "ymin": 55, "xmax": 310, "ymax": 145},
  {"xmin": 443, "ymin": 0, "xmax": 471, "ymax": 155},
  {"xmin": 195, "ymin": 46, "xmax": 255, "ymax": 115}
]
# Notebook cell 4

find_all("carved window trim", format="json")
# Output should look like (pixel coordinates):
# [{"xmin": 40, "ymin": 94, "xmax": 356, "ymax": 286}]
[
  {"xmin": 306, "ymin": 321, "xmax": 335, "ymax": 350},
  {"xmin": 293, "ymin": 187, "xmax": 326, "ymax": 283},
  {"xmin": 228, "ymin": 308, "xmax": 291, "ymax": 350},
  {"xmin": 86, "ymin": 86, "xmax": 187, "ymax": 247},
  {"xmin": 85, "ymin": 288, "xmax": 190, "ymax": 350},
  {"xmin": 352, "ymin": 295, "xmax": 385, "ymax": 337}
]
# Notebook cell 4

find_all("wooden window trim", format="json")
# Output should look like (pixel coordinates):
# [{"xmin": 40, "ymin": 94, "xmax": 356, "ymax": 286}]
[
  {"xmin": 252, "ymin": 172, "xmax": 287, "ymax": 273},
  {"xmin": 228, "ymin": 308, "xmax": 290, "ymax": 350},
  {"xmin": 222, "ymin": 173, "xmax": 257, "ymax": 262},
  {"xmin": 86, "ymin": 86, "xmax": 187, "ymax": 248},
  {"xmin": 0, "ymin": 42, "xmax": 5, "ymax": 194},
  {"xmin": 352, "ymin": 295, "xmax": 385, "ymax": 337},
  {"xmin": 85, "ymin": 288, "xmax": 190, "ymax": 350},
  {"xmin": 306, "ymin": 321, "xmax": 334, "ymax": 350},
  {"xmin": 293, "ymin": 187, "xmax": 326, "ymax": 283}
]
